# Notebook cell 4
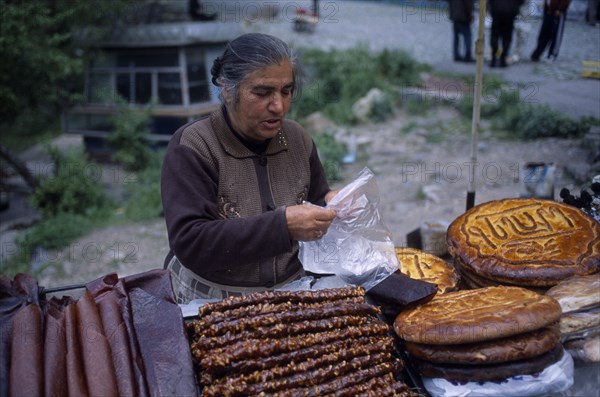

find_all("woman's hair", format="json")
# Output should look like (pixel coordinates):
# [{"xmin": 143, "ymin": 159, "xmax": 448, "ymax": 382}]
[{"xmin": 210, "ymin": 33, "xmax": 303, "ymax": 108}]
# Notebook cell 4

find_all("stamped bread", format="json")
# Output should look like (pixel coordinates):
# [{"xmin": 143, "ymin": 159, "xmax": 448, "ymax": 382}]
[
  {"xmin": 404, "ymin": 324, "xmax": 560, "ymax": 365},
  {"xmin": 394, "ymin": 286, "xmax": 562, "ymax": 345},
  {"xmin": 447, "ymin": 198, "xmax": 600, "ymax": 287},
  {"xmin": 395, "ymin": 248, "xmax": 460, "ymax": 294}
]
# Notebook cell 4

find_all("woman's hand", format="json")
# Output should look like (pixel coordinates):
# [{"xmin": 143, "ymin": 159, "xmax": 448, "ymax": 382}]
[{"xmin": 286, "ymin": 204, "xmax": 336, "ymax": 241}]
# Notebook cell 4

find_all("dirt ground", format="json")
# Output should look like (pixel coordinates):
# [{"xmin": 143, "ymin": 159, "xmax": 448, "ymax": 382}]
[{"xmin": 26, "ymin": 103, "xmax": 594, "ymax": 289}]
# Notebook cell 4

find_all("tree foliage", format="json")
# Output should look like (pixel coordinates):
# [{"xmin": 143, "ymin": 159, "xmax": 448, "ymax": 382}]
[{"xmin": 0, "ymin": 0, "xmax": 131, "ymax": 123}]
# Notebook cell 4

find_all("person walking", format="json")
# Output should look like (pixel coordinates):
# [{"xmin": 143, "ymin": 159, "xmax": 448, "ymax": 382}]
[
  {"xmin": 447, "ymin": 0, "xmax": 475, "ymax": 62},
  {"xmin": 488, "ymin": 0, "xmax": 525, "ymax": 67},
  {"xmin": 531, "ymin": 0, "xmax": 572, "ymax": 61}
]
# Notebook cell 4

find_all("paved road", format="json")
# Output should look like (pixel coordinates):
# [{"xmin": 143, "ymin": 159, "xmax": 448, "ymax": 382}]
[{"xmin": 255, "ymin": 0, "xmax": 600, "ymax": 119}]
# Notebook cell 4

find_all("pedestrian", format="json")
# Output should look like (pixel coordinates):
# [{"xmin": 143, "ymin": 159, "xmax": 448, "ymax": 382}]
[
  {"xmin": 488, "ymin": 0, "xmax": 525, "ymax": 67},
  {"xmin": 446, "ymin": 0, "xmax": 475, "ymax": 62},
  {"xmin": 160, "ymin": 33, "xmax": 338, "ymax": 303},
  {"xmin": 531, "ymin": 0, "xmax": 572, "ymax": 61},
  {"xmin": 587, "ymin": 0, "xmax": 599, "ymax": 25}
]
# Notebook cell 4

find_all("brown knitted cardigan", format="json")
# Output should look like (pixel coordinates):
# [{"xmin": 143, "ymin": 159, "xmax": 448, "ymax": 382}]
[{"xmin": 161, "ymin": 107, "xmax": 331, "ymax": 287}]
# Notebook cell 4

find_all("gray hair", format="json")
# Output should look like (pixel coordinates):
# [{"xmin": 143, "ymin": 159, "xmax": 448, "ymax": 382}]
[{"xmin": 210, "ymin": 33, "xmax": 303, "ymax": 108}]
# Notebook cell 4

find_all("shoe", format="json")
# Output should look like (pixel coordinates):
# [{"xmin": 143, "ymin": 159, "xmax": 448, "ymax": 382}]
[
  {"xmin": 530, "ymin": 55, "xmax": 540, "ymax": 62},
  {"xmin": 454, "ymin": 56, "xmax": 464, "ymax": 62},
  {"xmin": 489, "ymin": 58, "xmax": 497, "ymax": 68},
  {"xmin": 499, "ymin": 57, "xmax": 508, "ymax": 67},
  {"xmin": 463, "ymin": 57, "xmax": 476, "ymax": 63}
]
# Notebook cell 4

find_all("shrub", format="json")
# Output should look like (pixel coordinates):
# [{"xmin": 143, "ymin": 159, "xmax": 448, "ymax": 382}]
[
  {"xmin": 123, "ymin": 151, "xmax": 164, "ymax": 221},
  {"xmin": 290, "ymin": 46, "xmax": 429, "ymax": 124},
  {"xmin": 456, "ymin": 88, "xmax": 595, "ymax": 140},
  {"xmin": 108, "ymin": 103, "xmax": 153, "ymax": 171},
  {"xmin": 312, "ymin": 131, "xmax": 347, "ymax": 182},
  {"xmin": 30, "ymin": 145, "xmax": 110, "ymax": 218}
]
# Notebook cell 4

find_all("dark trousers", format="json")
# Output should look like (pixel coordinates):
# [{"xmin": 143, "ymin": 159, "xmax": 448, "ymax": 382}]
[
  {"xmin": 531, "ymin": 12, "xmax": 561, "ymax": 59},
  {"xmin": 490, "ymin": 13, "xmax": 516, "ymax": 60},
  {"xmin": 453, "ymin": 21, "xmax": 473, "ymax": 60}
]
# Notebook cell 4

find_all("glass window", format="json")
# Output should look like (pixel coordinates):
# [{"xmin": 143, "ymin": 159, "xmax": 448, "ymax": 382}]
[
  {"xmin": 135, "ymin": 73, "xmax": 152, "ymax": 104},
  {"xmin": 158, "ymin": 73, "xmax": 182, "ymax": 105},
  {"xmin": 88, "ymin": 72, "xmax": 112, "ymax": 103},
  {"xmin": 116, "ymin": 73, "xmax": 131, "ymax": 102},
  {"xmin": 86, "ymin": 114, "xmax": 112, "ymax": 131},
  {"xmin": 115, "ymin": 49, "xmax": 179, "ymax": 68},
  {"xmin": 187, "ymin": 48, "xmax": 210, "ymax": 103}
]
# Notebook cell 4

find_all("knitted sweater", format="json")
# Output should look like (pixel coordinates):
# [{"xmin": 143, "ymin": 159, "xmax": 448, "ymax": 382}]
[{"xmin": 161, "ymin": 107, "xmax": 331, "ymax": 287}]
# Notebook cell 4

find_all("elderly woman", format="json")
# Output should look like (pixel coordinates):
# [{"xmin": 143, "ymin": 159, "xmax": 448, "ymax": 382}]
[{"xmin": 161, "ymin": 33, "xmax": 337, "ymax": 302}]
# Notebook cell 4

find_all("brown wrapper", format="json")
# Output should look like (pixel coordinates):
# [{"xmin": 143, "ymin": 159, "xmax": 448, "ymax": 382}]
[
  {"xmin": 44, "ymin": 297, "xmax": 72, "ymax": 397},
  {"xmin": 124, "ymin": 269, "xmax": 196, "ymax": 397},
  {"xmin": 76, "ymin": 290, "xmax": 118, "ymax": 397},
  {"xmin": 1, "ymin": 273, "xmax": 42, "ymax": 397},
  {"xmin": 64, "ymin": 302, "xmax": 89, "ymax": 397},
  {"xmin": 86, "ymin": 274, "xmax": 139, "ymax": 397},
  {"xmin": 9, "ymin": 304, "xmax": 43, "ymax": 397}
]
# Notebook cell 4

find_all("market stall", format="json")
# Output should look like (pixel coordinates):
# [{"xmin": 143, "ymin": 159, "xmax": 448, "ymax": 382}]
[{"xmin": 2, "ymin": 179, "xmax": 599, "ymax": 397}]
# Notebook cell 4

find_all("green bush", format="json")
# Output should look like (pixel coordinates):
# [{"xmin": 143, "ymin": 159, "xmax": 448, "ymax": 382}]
[
  {"xmin": 291, "ymin": 46, "xmax": 429, "ymax": 124},
  {"xmin": 456, "ymin": 87, "xmax": 595, "ymax": 140},
  {"xmin": 31, "ymin": 145, "xmax": 110, "ymax": 218},
  {"xmin": 123, "ymin": 151, "xmax": 164, "ymax": 221},
  {"xmin": 312, "ymin": 131, "xmax": 347, "ymax": 182},
  {"xmin": 108, "ymin": 104, "xmax": 153, "ymax": 171},
  {"xmin": 18, "ymin": 209, "xmax": 110, "ymax": 252},
  {"xmin": 501, "ymin": 103, "xmax": 593, "ymax": 139},
  {"xmin": 368, "ymin": 93, "xmax": 395, "ymax": 122}
]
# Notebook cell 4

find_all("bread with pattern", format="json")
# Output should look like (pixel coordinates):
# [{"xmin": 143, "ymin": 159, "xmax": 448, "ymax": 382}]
[
  {"xmin": 404, "ymin": 323, "xmax": 560, "ymax": 365},
  {"xmin": 395, "ymin": 248, "xmax": 460, "ymax": 294},
  {"xmin": 446, "ymin": 198, "xmax": 600, "ymax": 287},
  {"xmin": 394, "ymin": 286, "xmax": 562, "ymax": 345}
]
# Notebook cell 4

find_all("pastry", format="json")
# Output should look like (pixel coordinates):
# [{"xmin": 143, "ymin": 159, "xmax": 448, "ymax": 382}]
[
  {"xmin": 395, "ymin": 248, "xmax": 460, "ymax": 294},
  {"xmin": 394, "ymin": 286, "xmax": 562, "ymax": 345},
  {"xmin": 404, "ymin": 323, "xmax": 560, "ymax": 365},
  {"xmin": 546, "ymin": 274, "xmax": 600, "ymax": 314},
  {"xmin": 447, "ymin": 198, "xmax": 600, "ymax": 287},
  {"xmin": 411, "ymin": 344, "xmax": 565, "ymax": 383}
]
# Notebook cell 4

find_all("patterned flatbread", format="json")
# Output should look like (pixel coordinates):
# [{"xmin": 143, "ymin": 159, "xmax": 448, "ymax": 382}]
[
  {"xmin": 447, "ymin": 198, "xmax": 600, "ymax": 287},
  {"xmin": 395, "ymin": 248, "xmax": 460, "ymax": 294},
  {"xmin": 394, "ymin": 286, "xmax": 562, "ymax": 345},
  {"xmin": 405, "ymin": 324, "xmax": 560, "ymax": 365}
]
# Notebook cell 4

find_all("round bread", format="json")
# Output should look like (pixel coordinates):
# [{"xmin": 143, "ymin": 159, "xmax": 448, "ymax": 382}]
[
  {"xmin": 455, "ymin": 258, "xmax": 550, "ymax": 294},
  {"xmin": 560, "ymin": 309, "xmax": 600, "ymax": 335},
  {"xmin": 546, "ymin": 274, "xmax": 600, "ymax": 314},
  {"xmin": 446, "ymin": 198, "xmax": 600, "ymax": 287},
  {"xmin": 404, "ymin": 323, "xmax": 560, "ymax": 365},
  {"xmin": 412, "ymin": 344, "xmax": 565, "ymax": 384},
  {"xmin": 394, "ymin": 286, "xmax": 562, "ymax": 345},
  {"xmin": 395, "ymin": 247, "xmax": 460, "ymax": 294}
]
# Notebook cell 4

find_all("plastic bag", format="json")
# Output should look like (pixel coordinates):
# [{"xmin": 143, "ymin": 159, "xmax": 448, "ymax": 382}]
[
  {"xmin": 421, "ymin": 350, "xmax": 574, "ymax": 397},
  {"xmin": 298, "ymin": 167, "xmax": 398, "ymax": 291}
]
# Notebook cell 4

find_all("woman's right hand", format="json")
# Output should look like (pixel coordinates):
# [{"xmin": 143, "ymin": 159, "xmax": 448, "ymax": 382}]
[{"xmin": 285, "ymin": 204, "xmax": 337, "ymax": 241}]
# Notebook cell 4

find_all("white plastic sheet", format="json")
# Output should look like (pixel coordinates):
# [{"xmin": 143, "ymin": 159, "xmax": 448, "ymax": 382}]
[
  {"xmin": 298, "ymin": 167, "xmax": 398, "ymax": 291},
  {"xmin": 421, "ymin": 350, "xmax": 575, "ymax": 397}
]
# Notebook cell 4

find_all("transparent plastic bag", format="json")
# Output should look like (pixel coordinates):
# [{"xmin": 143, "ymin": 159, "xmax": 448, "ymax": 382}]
[{"xmin": 299, "ymin": 167, "xmax": 398, "ymax": 291}]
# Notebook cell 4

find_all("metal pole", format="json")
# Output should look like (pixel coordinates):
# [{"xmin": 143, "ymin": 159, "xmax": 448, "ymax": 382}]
[{"xmin": 467, "ymin": 0, "xmax": 486, "ymax": 211}]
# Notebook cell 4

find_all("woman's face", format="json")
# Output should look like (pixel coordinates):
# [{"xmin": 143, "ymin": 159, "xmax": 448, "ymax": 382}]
[{"xmin": 227, "ymin": 60, "xmax": 294, "ymax": 142}]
